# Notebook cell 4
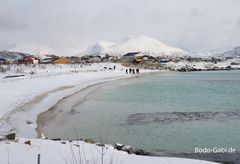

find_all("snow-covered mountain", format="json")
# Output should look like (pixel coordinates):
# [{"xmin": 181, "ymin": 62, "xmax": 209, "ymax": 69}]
[
  {"xmin": 187, "ymin": 46, "xmax": 239, "ymax": 58},
  {"xmin": 83, "ymin": 35, "xmax": 188, "ymax": 57},
  {"xmin": 220, "ymin": 46, "xmax": 240, "ymax": 58},
  {"xmin": 0, "ymin": 50, "xmax": 30, "ymax": 62}
]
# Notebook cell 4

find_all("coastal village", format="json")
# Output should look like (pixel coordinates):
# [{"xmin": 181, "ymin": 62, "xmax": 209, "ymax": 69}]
[
  {"xmin": 0, "ymin": 35, "xmax": 240, "ymax": 164},
  {"xmin": 1, "ymin": 46, "xmax": 240, "ymax": 75},
  {"xmin": 1, "ymin": 0, "xmax": 240, "ymax": 163},
  {"xmin": 0, "ymin": 44, "xmax": 231, "ymax": 163},
  {"xmin": 1, "ymin": 35, "xmax": 240, "ymax": 75}
]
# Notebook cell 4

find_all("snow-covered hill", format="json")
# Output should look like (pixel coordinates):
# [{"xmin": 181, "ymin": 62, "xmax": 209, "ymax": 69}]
[
  {"xmin": 83, "ymin": 35, "xmax": 188, "ymax": 57},
  {"xmin": 187, "ymin": 46, "xmax": 240, "ymax": 58},
  {"xmin": 220, "ymin": 46, "xmax": 240, "ymax": 58},
  {"xmin": 0, "ymin": 50, "xmax": 30, "ymax": 62}
]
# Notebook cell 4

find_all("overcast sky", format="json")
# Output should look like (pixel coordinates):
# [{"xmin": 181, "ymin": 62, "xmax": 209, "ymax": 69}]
[{"xmin": 0, "ymin": 0, "xmax": 240, "ymax": 52}]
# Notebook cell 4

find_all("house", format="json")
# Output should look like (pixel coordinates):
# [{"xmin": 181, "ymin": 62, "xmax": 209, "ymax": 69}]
[
  {"xmin": 186, "ymin": 57, "xmax": 202, "ymax": 62},
  {"xmin": 201, "ymin": 57, "xmax": 212, "ymax": 62},
  {"xmin": 109, "ymin": 56, "xmax": 120, "ymax": 62},
  {"xmin": 101, "ymin": 54, "xmax": 120, "ymax": 62},
  {"xmin": 122, "ymin": 52, "xmax": 159, "ymax": 64},
  {"xmin": 53, "ymin": 58, "xmax": 72, "ymax": 64},
  {"xmin": 81, "ymin": 55, "xmax": 102, "ymax": 63},
  {"xmin": 18, "ymin": 56, "xmax": 40, "ymax": 64},
  {"xmin": 122, "ymin": 52, "xmax": 143, "ymax": 63},
  {"xmin": 40, "ymin": 55, "xmax": 60, "ymax": 64},
  {"xmin": 159, "ymin": 57, "xmax": 170, "ymax": 64},
  {"xmin": 231, "ymin": 61, "xmax": 240, "ymax": 65},
  {"xmin": 210, "ymin": 57, "xmax": 223, "ymax": 63},
  {"xmin": 41, "ymin": 58, "xmax": 55, "ymax": 64},
  {"xmin": 65, "ymin": 56, "xmax": 81, "ymax": 63},
  {"xmin": 90, "ymin": 55, "xmax": 102, "ymax": 63},
  {"xmin": 122, "ymin": 52, "xmax": 142, "ymax": 58}
]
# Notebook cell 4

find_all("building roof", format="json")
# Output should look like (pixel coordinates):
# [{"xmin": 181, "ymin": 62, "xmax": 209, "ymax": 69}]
[
  {"xmin": 53, "ymin": 58, "xmax": 71, "ymax": 64},
  {"xmin": 123, "ymin": 52, "xmax": 141, "ymax": 57},
  {"xmin": 23, "ymin": 56, "xmax": 40, "ymax": 60}
]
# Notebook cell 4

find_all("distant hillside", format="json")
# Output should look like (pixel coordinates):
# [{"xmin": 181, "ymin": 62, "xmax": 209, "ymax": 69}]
[
  {"xmin": 220, "ymin": 47, "xmax": 240, "ymax": 58},
  {"xmin": 0, "ymin": 51, "xmax": 31, "ymax": 62},
  {"xmin": 83, "ymin": 35, "xmax": 188, "ymax": 57}
]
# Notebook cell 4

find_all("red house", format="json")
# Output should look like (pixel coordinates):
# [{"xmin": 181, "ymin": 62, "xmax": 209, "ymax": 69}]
[{"xmin": 19, "ymin": 56, "xmax": 40, "ymax": 64}]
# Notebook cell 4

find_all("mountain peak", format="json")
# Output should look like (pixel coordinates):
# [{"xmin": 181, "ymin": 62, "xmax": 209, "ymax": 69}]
[{"xmin": 83, "ymin": 35, "xmax": 187, "ymax": 57}]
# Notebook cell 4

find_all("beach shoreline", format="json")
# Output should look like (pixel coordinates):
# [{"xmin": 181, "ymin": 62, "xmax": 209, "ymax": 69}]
[
  {"xmin": 36, "ymin": 71, "xmax": 162, "ymax": 138},
  {"xmin": 0, "ymin": 63, "xmax": 137, "ymax": 137}
]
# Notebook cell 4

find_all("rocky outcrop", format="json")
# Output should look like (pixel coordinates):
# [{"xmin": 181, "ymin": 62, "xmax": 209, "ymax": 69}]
[
  {"xmin": 127, "ymin": 111, "xmax": 240, "ymax": 125},
  {"xmin": 114, "ymin": 143, "xmax": 148, "ymax": 155},
  {"xmin": 134, "ymin": 149, "xmax": 148, "ymax": 155},
  {"xmin": 115, "ymin": 143, "xmax": 124, "ymax": 150},
  {"xmin": 84, "ymin": 138, "xmax": 95, "ymax": 144},
  {"xmin": 122, "ymin": 145, "xmax": 134, "ymax": 154}
]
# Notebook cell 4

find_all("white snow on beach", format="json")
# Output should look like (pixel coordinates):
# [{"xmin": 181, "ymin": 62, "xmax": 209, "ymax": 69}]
[
  {"xmin": 0, "ymin": 63, "xmax": 218, "ymax": 164},
  {"xmin": 0, "ymin": 138, "xmax": 217, "ymax": 164},
  {"xmin": 0, "ymin": 63, "xmax": 132, "ymax": 137}
]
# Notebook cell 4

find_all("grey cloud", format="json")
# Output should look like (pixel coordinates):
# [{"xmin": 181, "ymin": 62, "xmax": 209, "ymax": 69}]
[
  {"xmin": 0, "ymin": 40, "xmax": 16, "ymax": 50},
  {"xmin": 237, "ymin": 18, "xmax": 240, "ymax": 26},
  {"xmin": 0, "ymin": 9, "xmax": 27, "ymax": 31},
  {"xmin": 189, "ymin": 8, "xmax": 205, "ymax": 18},
  {"xmin": 0, "ymin": 19, "xmax": 26, "ymax": 30},
  {"xmin": 0, "ymin": 0, "xmax": 240, "ymax": 52}
]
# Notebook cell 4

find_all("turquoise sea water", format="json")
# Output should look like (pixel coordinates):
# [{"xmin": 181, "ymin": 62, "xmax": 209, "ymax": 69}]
[{"xmin": 46, "ymin": 71, "xmax": 240, "ymax": 154}]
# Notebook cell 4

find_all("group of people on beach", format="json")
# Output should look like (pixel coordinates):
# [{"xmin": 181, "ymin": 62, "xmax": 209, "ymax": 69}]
[{"xmin": 126, "ymin": 68, "xmax": 140, "ymax": 74}]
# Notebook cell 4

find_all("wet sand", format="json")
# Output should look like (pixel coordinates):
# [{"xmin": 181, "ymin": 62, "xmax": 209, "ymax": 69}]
[{"xmin": 36, "ymin": 72, "xmax": 162, "ymax": 138}]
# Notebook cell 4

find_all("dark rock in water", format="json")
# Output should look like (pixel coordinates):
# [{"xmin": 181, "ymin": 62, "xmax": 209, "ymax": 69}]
[
  {"xmin": 84, "ymin": 138, "xmax": 95, "ymax": 144},
  {"xmin": 115, "ymin": 143, "xmax": 124, "ymax": 150},
  {"xmin": 134, "ymin": 149, "xmax": 148, "ymax": 155},
  {"xmin": 127, "ymin": 111, "xmax": 240, "ymax": 125},
  {"xmin": 6, "ymin": 132, "xmax": 16, "ymax": 140},
  {"xmin": 122, "ymin": 145, "xmax": 134, "ymax": 154},
  {"xmin": 24, "ymin": 140, "xmax": 31, "ymax": 145}
]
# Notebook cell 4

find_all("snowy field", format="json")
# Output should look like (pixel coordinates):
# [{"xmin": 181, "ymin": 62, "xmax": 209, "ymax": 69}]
[
  {"xmin": 0, "ymin": 138, "xmax": 217, "ymax": 164},
  {"xmin": 0, "ymin": 63, "xmax": 218, "ymax": 164},
  {"xmin": 0, "ymin": 63, "xmax": 133, "ymax": 137}
]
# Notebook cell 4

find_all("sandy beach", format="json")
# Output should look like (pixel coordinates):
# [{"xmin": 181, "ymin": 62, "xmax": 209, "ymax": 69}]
[{"xmin": 36, "ymin": 71, "xmax": 161, "ymax": 138}]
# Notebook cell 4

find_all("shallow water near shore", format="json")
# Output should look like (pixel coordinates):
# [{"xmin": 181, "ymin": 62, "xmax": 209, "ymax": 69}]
[{"xmin": 40, "ymin": 71, "xmax": 240, "ymax": 162}]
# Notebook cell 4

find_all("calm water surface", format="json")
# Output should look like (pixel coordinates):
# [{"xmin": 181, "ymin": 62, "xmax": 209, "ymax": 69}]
[{"xmin": 45, "ymin": 71, "xmax": 240, "ymax": 154}]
